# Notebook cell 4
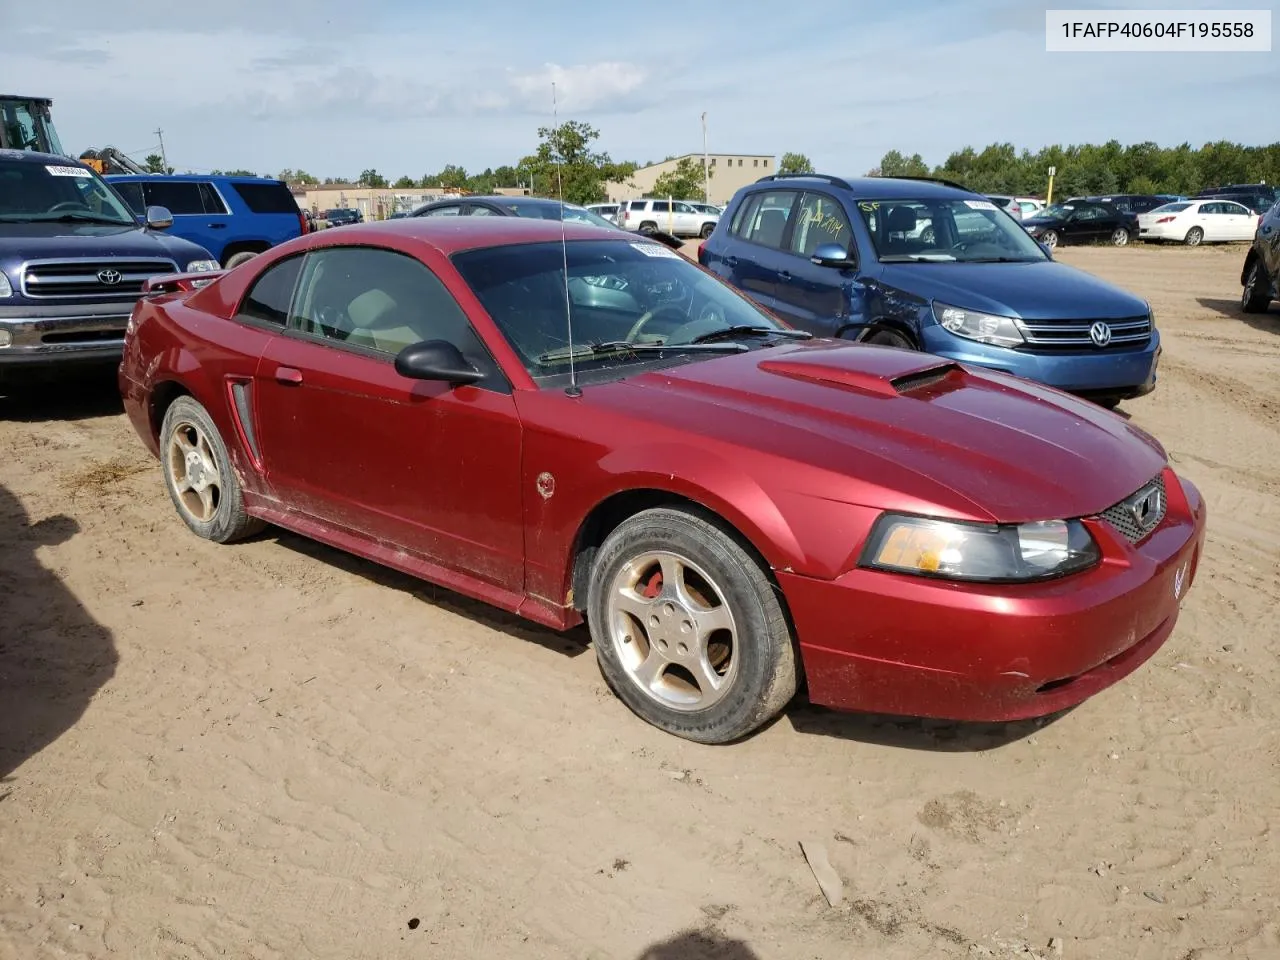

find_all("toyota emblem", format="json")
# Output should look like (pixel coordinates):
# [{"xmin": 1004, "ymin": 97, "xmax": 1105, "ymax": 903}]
[
  {"xmin": 1089, "ymin": 321, "xmax": 1113, "ymax": 347},
  {"xmin": 97, "ymin": 268, "xmax": 122, "ymax": 285}
]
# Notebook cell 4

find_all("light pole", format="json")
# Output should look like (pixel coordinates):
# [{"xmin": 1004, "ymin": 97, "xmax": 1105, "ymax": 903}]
[{"xmin": 701, "ymin": 112, "xmax": 710, "ymax": 204}]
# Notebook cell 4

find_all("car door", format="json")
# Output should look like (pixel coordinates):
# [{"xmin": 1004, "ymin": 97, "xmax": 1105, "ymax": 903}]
[
  {"xmin": 770, "ymin": 191, "xmax": 867, "ymax": 337},
  {"xmin": 1219, "ymin": 201, "xmax": 1257, "ymax": 241},
  {"xmin": 141, "ymin": 180, "xmax": 232, "ymax": 260},
  {"xmin": 719, "ymin": 189, "xmax": 800, "ymax": 314},
  {"xmin": 671, "ymin": 200, "xmax": 700, "ymax": 235},
  {"xmin": 252, "ymin": 244, "xmax": 524, "ymax": 591}
]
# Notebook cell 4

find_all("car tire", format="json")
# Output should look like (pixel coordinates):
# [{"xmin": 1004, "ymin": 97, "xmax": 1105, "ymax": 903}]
[
  {"xmin": 160, "ymin": 396, "xmax": 265, "ymax": 544},
  {"xmin": 1241, "ymin": 259, "xmax": 1273, "ymax": 313},
  {"xmin": 224, "ymin": 250, "xmax": 260, "ymax": 269},
  {"xmin": 1183, "ymin": 227, "xmax": 1203, "ymax": 247},
  {"xmin": 700, "ymin": 222, "xmax": 715, "ymax": 238},
  {"xmin": 586, "ymin": 506, "xmax": 798, "ymax": 744},
  {"xmin": 1040, "ymin": 229, "xmax": 1059, "ymax": 249},
  {"xmin": 862, "ymin": 328, "xmax": 914, "ymax": 349},
  {"xmin": 1110, "ymin": 227, "xmax": 1130, "ymax": 247}
]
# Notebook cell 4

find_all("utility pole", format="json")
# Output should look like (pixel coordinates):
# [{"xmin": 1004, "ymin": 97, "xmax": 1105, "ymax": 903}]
[
  {"xmin": 701, "ymin": 112, "xmax": 710, "ymax": 204},
  {"xmin": 155, "ymin": 127, "xmax": 169, "ymax": 173}
]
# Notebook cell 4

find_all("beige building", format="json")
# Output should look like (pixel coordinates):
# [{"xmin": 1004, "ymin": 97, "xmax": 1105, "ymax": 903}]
[
  {"xmin": 293, "ymin": 184, "xmax": 534, "ymax": 220},
  {"xmin": 606, "ymin": 153, "xmax": 776, "ymax": 206}
]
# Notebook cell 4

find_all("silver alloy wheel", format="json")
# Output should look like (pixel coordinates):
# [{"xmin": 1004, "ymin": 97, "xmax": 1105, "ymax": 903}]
[
  {"xmin": 605, "ymin": 550, "xmax": 738, "ymax": 711},
  {"xmin": 1243, "ymin": 262, "xmax": 1259, "ymax": 307},
  {"xmin": 1185, "ymin": 227, "xmax": 1202, "ymax": 247},
  {"xmin": 166, "ymin": 419, "xmax": 223, "ymax": 523},
  {"xmin": 1112, "ymin": 228, "xmax": 1129, "ymax": 246},
  {"xmin": 1041, "ymin": 230, "xmax": 1058, "ymax": 249}
]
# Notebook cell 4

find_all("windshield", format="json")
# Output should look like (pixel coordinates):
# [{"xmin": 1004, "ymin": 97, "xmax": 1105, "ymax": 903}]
[
  {"xmin": 0, "ymin": 159, "xmax": 135, "ymax": 224},
  {"xmin": 1151, "ymin": 202, "xmax": 1191, "ymax": 214},
  {"xmin": 856, "ymin": 198, "xmax": 1048, "ymax": 263},
  {"xmin": 501, "ymin": 200, "xmax": 620, "ymax": 231},
  {"xmin": 452, "ymin": 238, "xmax": 794, "ymax": 387}
]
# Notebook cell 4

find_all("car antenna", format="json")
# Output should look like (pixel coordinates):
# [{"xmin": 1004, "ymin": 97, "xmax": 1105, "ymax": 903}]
[{"xmin": 552, "ymin": 80, "xmax": 582, "ymax": 399}]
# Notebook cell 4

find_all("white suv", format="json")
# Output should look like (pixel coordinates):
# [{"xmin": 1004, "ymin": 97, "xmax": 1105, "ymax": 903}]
[{"xmin": 618, "ymin": 198, "xmax": 719, "ymax": 238}]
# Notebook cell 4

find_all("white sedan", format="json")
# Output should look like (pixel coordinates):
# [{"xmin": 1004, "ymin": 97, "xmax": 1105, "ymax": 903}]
[{"xmin": 1137, "ymin": 199, "xmax": 1259, "ymax": 246}]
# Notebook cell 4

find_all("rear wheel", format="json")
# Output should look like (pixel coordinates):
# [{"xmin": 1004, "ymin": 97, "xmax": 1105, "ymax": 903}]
[
  {"xmin": 587, "ymin": 507, "xmax": 798, "ymax": 744},
  {"xmin": 700, "ymin": 222, "xmax": 715, "ymax": 238},
  {"xmin": 638, "ymin": 221, "xmax": 658, "ymax": 235},
  {"xmin": 224, "ymin": 250, "xmax": 260, "ymax": 269},
  {"xmin": 1241, "ymin": 259, "xmax": 1273, "ymax": 313},
  {"xmin": 160, "ymin": 396, "xmax": 264, "ymax": 543},
  {"xmin": 1183, "ymin": 227, "xmax": 1203, "ymax": 247},
  {"xmin": 862, "ymin": 328, "xmax": 914, "ymax": 349},
  {"xmin": 1111, "ymin": 227, "xmax": 1130, "ymax": 247}
]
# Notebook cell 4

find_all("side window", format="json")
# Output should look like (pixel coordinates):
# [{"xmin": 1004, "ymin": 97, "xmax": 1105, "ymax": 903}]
[
  {"xmin": 1075, "ymin": 205, "xmax": 1104, "ymax": 221},
  {"xmin": 235, "ymin": 255, "xmax": 303, "ymax": 327},
  {"xmin": 789, "ymin": 192, "xmax": 853, "ymax": 258},
  {"xmin": 424, "ymin": 205, "xmax": 461, "ymax": 217},
  {"xmin": 740, "ymin": 190, "xmax": 798, "ymax": 249},
  {"xmin": 141, "ymin": 181, "xmax": 205, "ymax": 215},
  {"xmin": 730, "ymin": 195, "xmax": 761, "ymax": 236},
  {"xmin": 286, "ymin": 247, "xmax": 502, "ymax": 386},
  {"xmin": 112, "ymin": 181, "xmax": 145, "ymax": 215},
  {"xmin": 651, "ymin": 201, "xmax": 670, "ymax": 213},
  {"xmin": 673, "ymin": 202, "xmax": 695, "ymax": 214},
  {"xmin": 198, "ymin": 182, "xmax": 228, "ymax": 214},
  {"xmin": 467, "ymin": 205, "xmax": 501, "ymax": 216}
]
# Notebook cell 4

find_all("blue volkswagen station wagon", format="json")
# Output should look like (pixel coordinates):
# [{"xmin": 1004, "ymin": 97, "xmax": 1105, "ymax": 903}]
[{"xmin": 698, "ymin": 173, "xmax": 1160, "ymax": 407}]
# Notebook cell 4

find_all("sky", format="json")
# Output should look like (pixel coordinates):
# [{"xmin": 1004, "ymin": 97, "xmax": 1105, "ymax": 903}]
[{"xmin": 3, "ymin": 0, "xmax": 1275, "ymax": 181}]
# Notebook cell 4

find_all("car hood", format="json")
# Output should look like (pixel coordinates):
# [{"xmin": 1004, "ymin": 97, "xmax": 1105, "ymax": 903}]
[
  {"xmin": 0, "ymin": 221, "xmax": 211, "ymax": 266},
  {"xmin": 586, "ymin": 340, "xmax": 1167, "ymax": 523},
  {"xmin": 877, "ymin": 259, "xmax": 1149, "ymax": 320}
]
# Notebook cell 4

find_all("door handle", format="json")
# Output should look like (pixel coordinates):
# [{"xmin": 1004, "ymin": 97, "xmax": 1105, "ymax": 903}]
[
  {"xmin": 274, "ymin": 366, "xmax": 303, "ymax": 385},
  {"xmin": 724, "ymin": 255, "xmax": 739, "ymax": 267},
  {"xmin": 778, "ymin": 270, "xmax": 793, "ymax": 282},
  {"xmin": 208, "ymin": 223, "xmax": 227, "ymax": 229}
]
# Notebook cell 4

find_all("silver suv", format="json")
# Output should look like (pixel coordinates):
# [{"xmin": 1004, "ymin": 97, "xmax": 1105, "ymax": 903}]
[{"xmin": 617, "ymin": 199, "xmax": 719, "ymax": 238}]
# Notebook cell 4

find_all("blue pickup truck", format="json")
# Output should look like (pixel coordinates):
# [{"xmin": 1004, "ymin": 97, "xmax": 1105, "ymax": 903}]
[
  {"xmin": 1, "ymin": 150, "xmax": 217, "ymax": 381},
  {"xmin": 106, "ymin": 173, "xmax": 307, "ymax": 268}
]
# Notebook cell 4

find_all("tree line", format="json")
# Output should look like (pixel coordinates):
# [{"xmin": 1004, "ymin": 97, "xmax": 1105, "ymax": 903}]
[{"xmin": 871, "ymin": 141, "xmax": 1280, "ymax": 198}]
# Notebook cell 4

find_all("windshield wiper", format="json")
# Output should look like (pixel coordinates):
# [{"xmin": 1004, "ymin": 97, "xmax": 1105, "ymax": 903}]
[
  {"xmin": 2, "ymin": 213, "xmax": 133, "ymax": 225},
  {"xmin": 966, "ymin": 256, "xmax": 1038, "ymax": 263},
  {"xmin": 686, "ymin": 324, "xmax": 812, "ymax": 344},
  {"xmin": 879, "ymin": 253, "xmax": 957, "ymax": 262},
  {"xmin": 536, "ymin": 340, "xmax": 748, "ymax": 363}
]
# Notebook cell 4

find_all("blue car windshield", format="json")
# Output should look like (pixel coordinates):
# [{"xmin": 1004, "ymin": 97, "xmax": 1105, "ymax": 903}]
[
  {"xmin": 856, "ymin": 198, "xmax": 1048, "ymax": 263},
  {"xmin": 0, "ymin": 159, "xmax": 135, "ymax": 224}
]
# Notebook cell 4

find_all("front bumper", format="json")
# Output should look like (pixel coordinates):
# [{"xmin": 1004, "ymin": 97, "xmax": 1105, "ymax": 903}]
[
  {"xmin": 921, "ymin": 325, "xmax": 1161, "ymax": 398},
  {"xmin": 781, "ymin": 471, "xmax": 1206, "ymax": 721},
  {"xmin": 0, "ymin": 300, "xmax": 133, "ymax": 370}
]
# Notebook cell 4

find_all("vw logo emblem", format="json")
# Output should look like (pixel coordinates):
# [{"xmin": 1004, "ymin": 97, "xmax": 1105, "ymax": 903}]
[
  {"xmin": 1089, "ymin": 321, "xmax": 1113, "ymax": 347},
  {"xmin": 97, "ymin": 268, "xmax": 122, "ymax": 285}
]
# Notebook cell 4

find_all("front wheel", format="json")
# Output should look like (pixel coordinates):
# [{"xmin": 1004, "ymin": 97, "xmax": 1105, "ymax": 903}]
[
  {"xmin": 587, "ymin": 507, "xmax": 798, "ymax": 744},
  {"xmin": 160, "ymin": 396, "xmax": 264, "ymax": 543},
  {"xmin": 1241, "ymin": 259, "xmax": 1273, "ymax": 313},
  {"xmin": 1183, "ymin": 227, "xmax": 1203, "ymax": 247},
  {"xmin": 1111, "ymin": 227, "xmax": 1130, "ymax": 247},
  {"xmin": 862, "ymin": 328, "xmax": 914, "ymax": 349},
  {"xmin": 1039, "ymin": 229, "xmax": 1059, "ymax": 249}
]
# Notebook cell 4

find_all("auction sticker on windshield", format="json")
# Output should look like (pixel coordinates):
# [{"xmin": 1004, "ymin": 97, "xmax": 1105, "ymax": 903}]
[
  {"xmin": 631, "ymin": 242, "xmax": 681, "ymax": 259},
  {"xmin": 46, "ymin": 165, "xmax": 91, "ymax": 177}
]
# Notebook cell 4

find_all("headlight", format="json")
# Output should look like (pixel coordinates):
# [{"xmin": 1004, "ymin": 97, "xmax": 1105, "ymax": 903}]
[
  {"xmin": 861, "ymin": 514, "xmax": 1099, "ymax": 582},
  {"xmin": 0, "ymin": 271, "xmax": 12, "ymax": 298},
  {"xmin": 185, "ymin": 259, "xmax": 221, "ymax": 273},
  {"xmin": 933, "ymin": 302, "xmax": 1026, "ymax": 348}
]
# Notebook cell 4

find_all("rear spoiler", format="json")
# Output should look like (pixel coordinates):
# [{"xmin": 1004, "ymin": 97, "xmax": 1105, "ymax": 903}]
[{"xmin": 142, "ymin": 270, "xmax": 227, "ymax": 295}]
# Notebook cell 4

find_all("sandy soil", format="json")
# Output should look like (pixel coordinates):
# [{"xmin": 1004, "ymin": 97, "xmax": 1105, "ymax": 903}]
[{"xmin": 2, "ymin": 244, "xmax": 1278, "ymax": 960}]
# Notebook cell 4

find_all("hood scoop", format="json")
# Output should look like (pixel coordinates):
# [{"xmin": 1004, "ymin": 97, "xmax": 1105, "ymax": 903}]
[{"xmin": 758, "ymin": 353, "xmax": 964, "ymax": 398}]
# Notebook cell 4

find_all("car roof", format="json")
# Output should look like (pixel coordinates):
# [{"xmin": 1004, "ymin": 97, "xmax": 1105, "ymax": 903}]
[
  {"xmin": 0, "ymin": 149, "xmax": 86, "ymax": 166},
  {"xmin": 312, "ymin": 215, "xmax": 634, "ymax": 253},
  {"xmin": 106, "ymin": 173, "xmax": 287, "ymax": 185},
  {"xmin": 741, "ymin": 175, "xmax": 976, "ymax": 201}
]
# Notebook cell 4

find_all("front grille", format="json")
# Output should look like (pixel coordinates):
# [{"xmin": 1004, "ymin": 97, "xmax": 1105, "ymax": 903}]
[
  {"xmin": 21, "ymin": 259, "xmax": 179, "ymax": 300},
  {"xmin": 1019, "ymin": 315, "xmax": 1152, "ymax": 352},
  {"xmin": 1097, "ymin": 473, "xmax": 1167, "ymax": 543}
]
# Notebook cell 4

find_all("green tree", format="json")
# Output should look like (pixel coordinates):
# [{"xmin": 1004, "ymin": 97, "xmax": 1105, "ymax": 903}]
[
  {"xmin": 393, "ymin": 175, "xmax": 416, "ymax": 188},
  {"xmin": 357, "ymin": 169, "xmax": 388, "ymax": 188},
  {"xmin": 492, "ymin": 165, "xmax": 519, "ymax": 188},
  {"xmin": 517, "ymin": 121, "xmax": 632, "ymax": 205},
  {"xmin": 651, "ymin": 157, "xmax": 708, "ymax": 201},
  {"xmin": 144, "ymin": 154, "xmax": 166, "ymax": 173},
  {"xmin": 778, "ymin": 152, "xmax": 814, "ymax": 175},
  {"xmin": 437, "ymin": 164, "xmax": 469, "ymax": 190}
]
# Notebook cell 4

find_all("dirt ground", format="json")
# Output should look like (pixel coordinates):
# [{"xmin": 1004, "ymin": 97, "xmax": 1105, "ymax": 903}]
[{"xmin": 2, "ymin": 244, "xmax": 1278, "ymax": 960}]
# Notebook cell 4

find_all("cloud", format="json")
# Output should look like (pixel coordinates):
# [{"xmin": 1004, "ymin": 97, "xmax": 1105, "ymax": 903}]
[{"xmin": 507, "ymin": 62, "xmax": 650, "ymax": 113}]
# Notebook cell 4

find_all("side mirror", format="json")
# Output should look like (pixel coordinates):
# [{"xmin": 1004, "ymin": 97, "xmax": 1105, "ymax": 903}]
[
  {"xmin": 810, "ymin": 242, "xmax": 855, "ymax": 268},
  {"xmin": 394, "ymin": 340, "xmax": 483, "ymax": 386},
  {"xmin": 1038, "ymin": 241, "xmax": 1053, "ymax": 258},
  {"xmin": 144, "ymin": 205, "xmax": 173, "ymax": 230}
]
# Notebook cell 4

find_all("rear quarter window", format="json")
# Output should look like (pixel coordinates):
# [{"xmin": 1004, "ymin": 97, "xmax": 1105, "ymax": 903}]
[{"xmin": 232, "ymin": 181, "xmax": 301, "ymax": 215}]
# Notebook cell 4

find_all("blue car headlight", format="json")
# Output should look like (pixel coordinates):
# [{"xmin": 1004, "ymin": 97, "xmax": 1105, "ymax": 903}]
[{"xmin": 932, "ymin": 301, "xmax": 1027, "ymax": 348}]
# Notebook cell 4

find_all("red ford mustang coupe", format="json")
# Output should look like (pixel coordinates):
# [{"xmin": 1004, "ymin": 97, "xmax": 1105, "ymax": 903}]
[{"xmin": 119, "ymin": 218, "xmax": 1206, "ymax": 743}]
